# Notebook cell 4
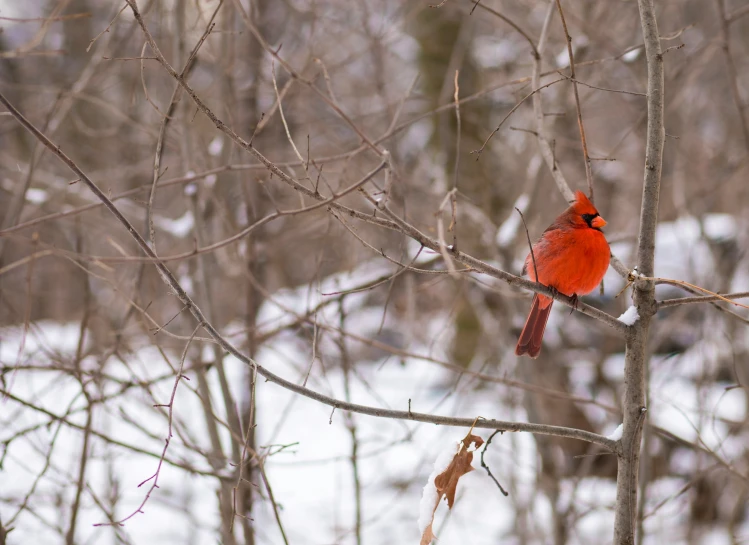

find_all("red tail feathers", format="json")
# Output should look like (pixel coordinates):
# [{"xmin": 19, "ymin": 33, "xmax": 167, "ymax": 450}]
[{"xmin": 515, "ymin": 295, "xmax": 553, "ymax": 358}]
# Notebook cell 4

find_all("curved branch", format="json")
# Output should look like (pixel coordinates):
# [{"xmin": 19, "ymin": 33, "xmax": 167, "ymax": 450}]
[
  {"xmin": 714, "ymin": 0, "xmax": 749, "ymax": 153},
  {"xmin": 0, "ymin": 91, "xmax": 621, "ymax": 455},
  {"xmin": 467, "ymin": 0, "xmax": 538, "ymax": 59},
  {"xmin": 533, "ymin": 3, "xmax": 575, "ymax": 202},
  {"xmin": 554, "ymin": 0, "xmax": 594, "ymax": 200},
  {"xmin": 658, "ymin": 290, "xmax": 749, "ymax": 308},
  {"xmin": 0, "ymin": 388, "xmax": 219, "ymax": 478},
  {"xmin": 531, "ymin": 2, "xmax": 630, "ymax": 280},
  {"xmin": 82, "ymin": 1, "xmax": 626, "ymax": 335}
]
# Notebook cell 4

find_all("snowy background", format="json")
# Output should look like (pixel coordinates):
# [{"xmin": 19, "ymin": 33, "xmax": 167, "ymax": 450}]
[{"xmin": 1, "ymin": 0, "xmax": 749, "ymax": 544}]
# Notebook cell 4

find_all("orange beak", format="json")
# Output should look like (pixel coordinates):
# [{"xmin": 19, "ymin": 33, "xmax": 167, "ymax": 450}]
[{"xmin": 591, "ymin": 216, "xmax": 607, "ymax": 229}]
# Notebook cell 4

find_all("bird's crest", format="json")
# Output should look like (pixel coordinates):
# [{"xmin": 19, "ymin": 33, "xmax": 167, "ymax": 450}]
[{"xmin": 572, "ymin": 190, "xmax": 599, "ymax": 215}]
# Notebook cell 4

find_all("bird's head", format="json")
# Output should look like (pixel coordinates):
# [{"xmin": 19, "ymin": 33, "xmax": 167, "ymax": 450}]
[{"xmin": 570, "ymin": 190, "xmax": 607, "ymax": 230}]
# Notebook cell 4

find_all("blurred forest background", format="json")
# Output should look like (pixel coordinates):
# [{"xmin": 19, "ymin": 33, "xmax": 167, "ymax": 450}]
[{"xmin": 1, "ymin": 0, "xmax": 748, "ymax": 544}]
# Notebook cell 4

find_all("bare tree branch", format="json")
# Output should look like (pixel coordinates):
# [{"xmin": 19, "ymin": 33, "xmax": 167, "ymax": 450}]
[
  {"xmin": 0, "ymin": 91, "xmax": 621, "ymax": 454},
  {"xmin": 104, "ymin": 1, "xmax": 630, "ymax": 335},
  {"xmin": 554, "ymin": 0, "xmax": 595, "ymax": 200},
  {"xmin": 613, "ymin": 0, "xmax": 665, "ymax": 541}
]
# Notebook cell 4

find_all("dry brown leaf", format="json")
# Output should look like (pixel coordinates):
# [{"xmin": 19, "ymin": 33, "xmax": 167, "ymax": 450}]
[
  {"xmin": 419, "ymin": 522, "xmax": 435, "ymax": 545},
  {"xmin": 434, "ymin": 432, "xmax": 484, "ymax": 507},
  {"xmin": 419, "ymin": 431, "xmax": 484, "ymax": 545}
]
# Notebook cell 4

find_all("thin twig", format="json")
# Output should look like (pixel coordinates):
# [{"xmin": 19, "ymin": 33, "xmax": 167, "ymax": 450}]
[
  {"xmin": 87, "ymin": 4, "xmax": 127, "ymax": 52},
  {"xmin": 228, "ymin": 0, "xmax": 384, "ymax": 156},
  {"xmin": 714, "ymin": 0, "xmax": 749, "ymax": 153},
  {"xmin": 473, "ymin": 78, "xmax": 565, "ymax": 159},
  {"xmin": 529, "ymin": 2, "xmax": 630, "ymax": 281},
  {"xmin": 338, "ymin": 301, "xmax": 363, "ymax": 545},
  {"xmin": 64, "ymin": 389, "xmax": 93, "ymax": 545},
  {"xmin": 532, "ymin": 4, "xmax": 574, "ymax": 202},
  {"xmin": 436, "ymin": 189, "xmax": 460, "ymax": 277},
  {"xmin": 554, "ymin": 70, "xmax": 646, "ymax": 97},
  {"xmin": 658, "ymin": 290, "xmax": 749, "ymax": 308},
  {"xmin": 515, "ymin": 207, "xmax": 538, "ymax": 282},
  {"xmin": 554, "ymin": 0, "xmax": 594, "ymax": 201},
  {"xmin": 0, "ymin": 29, "xmax": 625, "ymax": 457},
  {"xmin": 479, "ymin": 430, "xmax": 509, "ymax": 497},
  {"xmin": 95, "ymin": 323, "xmax": 201, "ymax": 526},
  {"xmin": 233, "ymin": 364, "xmax": 258, "ymax": 531},
  {"xmin": 146, "ymin": 4, "xmax": 218, "ymax": 250},
  {"xmin": 649, "ymin": 277, "xmax": 749, "ymax": 310},
  {"xmin": 451, "ymin": 70, "xmax": 460, "ymax": 250},
  {"xmin": 467, "ymin": 0, "xmax": 538, "ymax": 58},
  {"xmin": 272, "ymin": 60, "xmax": 308, "ymax": 175},
  {"xmin": 256, "ymin": 456, "xmax": 290, "ymax": 545},
  {"xmin": 728, "ymin": 3, "xmax": 749, "ymax": 23}
]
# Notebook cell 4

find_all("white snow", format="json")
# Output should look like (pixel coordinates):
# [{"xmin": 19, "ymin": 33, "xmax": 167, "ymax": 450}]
[
  {"xmin": 602, "ymin": 353, "xmax": 626, "ymax": 381},
  {"xmin": 594, "ymin": 213, "xmax": 746, "ymax": 300},
  {"xmin": 418, "ymin": 441, "xmax": 459, "ymax": 534},
  {"xmin": 399, "ymin": 119, "xmax": 432, "ymax": 157},
  {"xmin": 654, "ymin": 214, "xmax": 738, "ymax": 281},
  {"xmin": 702, "ymin": 213, "xmax": 737, "ymax": 240},
  {"xmin": 25, "ymin": 187, "xmax": 48, "ymax": 204},
  {"xmin": 208, "ymin": 135, "xmax": 224, "ymax": 157},
  {"xmin": 3, "ymin": 234, "xmax": 749, "ymax": 544},
  {"xmin": 154, "ymin": 210, "xmax": 194, "ymax": 238},
  {"xmin": 607, "ymin": 424, "xmax": 624, "ymax": 441},
  {"xmin": 496, "ymin": 193, "xmax": 530, "ymax": 247},
  {"xmin": 618, "ymin": 306, "xmax": 640, "ymax": 326},
  {"xmin": 2, "ymin": 309, "xmax": 747, "ymax": 545},
  {"xmin": 555, "ymin": 36, "xmax": 589, "ymax": 68},
  {"xmin": 473, "ymin": 36, "xmax": 523, "ymax": 68},
  {"xmin": 622, "ymin": 48, "xmax": 642, "ymax": 63}
]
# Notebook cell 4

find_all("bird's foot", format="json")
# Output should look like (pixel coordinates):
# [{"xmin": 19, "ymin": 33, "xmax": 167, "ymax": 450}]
[{"xmin": 569, "ymin": 293, "xmax": 579, "ymax": 314}]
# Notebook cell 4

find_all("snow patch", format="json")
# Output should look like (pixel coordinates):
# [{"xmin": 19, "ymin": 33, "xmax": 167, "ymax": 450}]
[
  {"xmin": 607, "ymin": 424, "xmax": 623, "ymax": 441},
  {"xmin": 25, "ymin": 187, "xmax": 48, "ymax": 204},
  {"xmin": 208, "ymin": 136, "xmax": 223, "ymax": 157},
  {"xmin": 473, "ymin": 36, "xmax": 522, "ymax": 68},
  {"xmin": 618, "ymin": 306, "xmax": 640, "ymax": 326},
  {"xmin": 623, "ymin": 48, "xmax": 642, "ymax": 62},
  {"xmin": 555, "ymin": 36, "xmax": 588, "ymax": 68},
  {"xmin": 496, "ymin": 194, "xmax": 530, "ymax": 247},
  {"xmin": 418, "ymin": 441, "xmax": 459, "ymax": 534},
  {"xmin": 155, "ymin": 211, "xmax": 194, "ymax": 238}
]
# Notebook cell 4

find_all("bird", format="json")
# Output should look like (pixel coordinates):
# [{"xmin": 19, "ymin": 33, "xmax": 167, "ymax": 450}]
[{"xmin": 515, "ymin": 190, "xmax": 610, "ymax": 358}]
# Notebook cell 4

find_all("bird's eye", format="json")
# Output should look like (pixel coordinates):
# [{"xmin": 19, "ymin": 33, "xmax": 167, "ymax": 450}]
[{"xmin": 581, "ymin": 213, "xmax": 599, "ymax": 227}]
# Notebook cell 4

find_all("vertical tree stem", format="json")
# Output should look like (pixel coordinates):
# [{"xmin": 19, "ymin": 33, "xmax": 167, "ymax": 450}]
[
  {"xmin": 613, "ymin": 0, "xmax": 664, "ymax": 543},
  {"xmin": 339, "ymin": 299, "xmax": 363, "ymax": 545}
]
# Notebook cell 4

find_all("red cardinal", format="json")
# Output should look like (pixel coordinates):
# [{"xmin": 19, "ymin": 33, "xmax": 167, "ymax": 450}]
[{"xmin": 515, "ymin": 190, "xmax": 610, "ymax": 358}]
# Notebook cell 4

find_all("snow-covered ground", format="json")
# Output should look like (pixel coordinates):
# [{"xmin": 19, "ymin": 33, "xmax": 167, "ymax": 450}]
[{"xmin": 1, "ymin": 213, "xmax": 748, "ymax": 544}]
